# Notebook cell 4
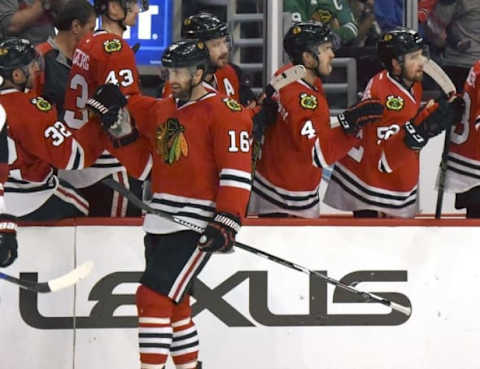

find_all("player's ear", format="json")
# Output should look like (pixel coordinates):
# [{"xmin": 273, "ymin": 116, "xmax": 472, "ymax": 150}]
[
  {"xmin": 301, "ymin": 51, "xmax": 314, "ymax": 68},
  {"xmin": 391, "ymin": 58, "xmax": 401, "ymax": 74},
  {"xmin": 11, "ymin": 68, "xmax": 25, "ymax": 85},
  {"xmin": 193, "ymin": 67, "xmax": 205, "ymax": 84},
  {"xmin": 108, "ymin": 0, "xmax": 123, "ymax": 18}
]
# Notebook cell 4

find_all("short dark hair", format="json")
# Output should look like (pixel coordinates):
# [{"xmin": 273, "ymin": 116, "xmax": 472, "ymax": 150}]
[{"xmin": 54, "ymin": 0, "xmax": 96, "ymax": 31}]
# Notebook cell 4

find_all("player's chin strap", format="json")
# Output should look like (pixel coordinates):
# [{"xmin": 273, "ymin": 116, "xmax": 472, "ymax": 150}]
[{"xmin": 101, "ymin": 177, "xmax": 412, "ymax": 317}]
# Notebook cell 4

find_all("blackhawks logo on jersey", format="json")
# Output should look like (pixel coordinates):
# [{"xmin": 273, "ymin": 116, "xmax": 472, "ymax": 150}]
[
  {"xmin": 156, "ymin": 118, "xmax": 188, "ymax": 165},
  {"xmin": 385, "ymin": 95, "xmax": 404, "ymax": 111},
  {"xmin": 223, "ymin": 98, "xmax": 242, "ymax": 112},
  {"xmin": 31, "ymin": 96, "xmax": 52, "ymax": 112},
  {"xmin": 299, "ymin": 93, "xmax": 318, "ymax": 110},
  {"xmin": 104, "ymin": 39, "xmax": 122, "ymax": 53}
]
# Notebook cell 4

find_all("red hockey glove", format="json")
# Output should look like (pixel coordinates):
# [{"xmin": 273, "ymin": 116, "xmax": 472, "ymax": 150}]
[
  {"xmin": 337, "ymin": 98, "xmax": 384, "ymax": 135},
  {"xmin": 197, "ymin": 212, "xmax": 241, "ymax": 253},
  {"xmin": 0, "ymin": 216, "xmax": 18, "ymax": 267}
]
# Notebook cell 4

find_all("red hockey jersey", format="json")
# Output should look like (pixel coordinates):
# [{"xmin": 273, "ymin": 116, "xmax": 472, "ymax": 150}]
[
  {"xmin": 62, "ymin": 30, "xmax": 142, "ymax": 188},
  {"xmin": 121, "ymin": 91, "xmax": 252, "ymax": 233},
  {"xmin": 0, "ymin": 89, "xmax": 105, "ymax": 215},
  {"xmin": 324, "ymin": 71, "xmax": 423, "ymax": 217},
  {"xmin": 444, "ymin": 61, "xmax": 480, "ymax": 192},
  {"xmin": 248, "ymin": 64, "xmax": 359, "ymax": 218}
]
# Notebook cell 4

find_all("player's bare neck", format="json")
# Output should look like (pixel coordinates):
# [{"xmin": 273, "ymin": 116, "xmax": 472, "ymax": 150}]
[
  {"xmin": 101, "ymin": 17, "xmax": 124, "ymax": 37},
  {"xmin": 303, "ymin": 68, "xmax": 319, "ymax": 87},
  {"xmin": 190, "ymin": 84, "xmax": 209, "ymax": 101}
]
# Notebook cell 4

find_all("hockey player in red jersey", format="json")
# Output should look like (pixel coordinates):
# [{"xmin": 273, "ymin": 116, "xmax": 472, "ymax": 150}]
[
  {"xmin": 163, "ymin": 12, "xmax": 257, "ymax": 108},
  {"xmin": 87, "ymin": 39, "xmax": 252, "ymax": 369},
  {"xmin": 247, "ymin": 21, "xmax": 384, "ymax": 218},
  {"xmin": 324, "ymin": 27, "xmax": 464, "ymax": 218},
  {"xmin": 443, "ymin": 60, "xmax": 480, "ymax": 217},
  {"xmin": 0, "ymin": 98, "xmax": 16, "ymax": 269},
  {"xmin": 0, "ymin": 38, "xmax": 111, "ymax": 220},
  {"xmin": 61, "ymin": 0, "xmax": 149, "ymax": 217}
]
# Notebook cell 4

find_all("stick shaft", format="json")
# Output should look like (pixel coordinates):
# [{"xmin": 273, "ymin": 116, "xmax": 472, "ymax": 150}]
[{"xmin": 102, "ymin": 178, "xmax": 411, "ymax": 316}]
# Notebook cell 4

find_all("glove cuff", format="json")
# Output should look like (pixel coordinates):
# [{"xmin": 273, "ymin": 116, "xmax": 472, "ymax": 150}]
[
  {"xmin": 214, "ymin": 212, "xmax": 241, "ymax": 233},
  {"xmin": 0, "ymin": 221, "xmax": 17, "ymax": 233},
  {"xmin": 336, "ymin": 112, "xmax": 353, "ymax": 133},
  {"xmin": 404, "ymin": 121, "xmax": 427, "ymax": 151}
]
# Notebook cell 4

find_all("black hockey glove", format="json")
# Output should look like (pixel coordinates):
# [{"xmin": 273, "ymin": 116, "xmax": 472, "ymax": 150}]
[
  {"xmin": 0, "ymin": 216, "xmax": 18, "ymax": 267},
  {"xmin": 86, "ymin": 83, "xmax": 138, "ymax": 147},
  {"xmin": 404, "ymin": 96, "xmax": 465, "ymax": 150},
  {"xmin": 197, "ymin": 212, "xmax": 241, "ymax": 253},
  {"xmin": 336, "ymin": 98, "xmax": 384, "ymax": 135},
  {"xmin": 252, "ymin": 95, "xmax": 279, "ymax": 142}
]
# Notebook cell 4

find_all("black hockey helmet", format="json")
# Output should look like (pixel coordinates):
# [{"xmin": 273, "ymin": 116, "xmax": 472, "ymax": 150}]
[
  {"xmin": 283, "ymin": 21, "xmax": 335, "ymax": 64},
  {"xmin": 181, "ymin": 12, "xmax": 229, "ymax": 41},
  {"xmin": 162, "ymin": 39, "xmax": 210, "ymax": 70},
  {"xmin": 0, "ymin": 38, "xmax": 38, "ymax": 77},
  {"xmin": 93, "ymin": 0, "xmax": 149, "ymax": 16},
  {"xmin": 377, "ymin": 27, "xmax": 426, "ymax": 71}
]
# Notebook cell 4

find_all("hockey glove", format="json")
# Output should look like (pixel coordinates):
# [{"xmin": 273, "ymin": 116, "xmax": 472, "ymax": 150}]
[
  {"xmin": 86, "ymin": 83, "xmax": 138, "ymax": 147},
  {"xmin": 252, "ymin": 95, "xmax": 278, "ymax": 142},
  {"xmin": 0, "ymin": 216, "xmax": 18, "ymax": 267},
  {"xmin": 197, "ymin": 212, "xmax": 241, "ymax": 253},
  {"xmin": 336, "ymin": 98, "xmax": 384, "ymax": 135},
  {"xmin": 404, "ymin": 96, "xmax": 465, "ymax": 150}
]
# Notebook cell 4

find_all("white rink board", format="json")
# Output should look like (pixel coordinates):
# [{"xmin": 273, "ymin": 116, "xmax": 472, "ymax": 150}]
[{"xmin": 1, "ymin": 225, "xmax": 480, "ymax": 369}]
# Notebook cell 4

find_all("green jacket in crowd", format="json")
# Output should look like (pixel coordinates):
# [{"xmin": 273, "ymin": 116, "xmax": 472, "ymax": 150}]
[{"xmin": 284, "ymin": 0, "xmax": 359, "ymax": 45}]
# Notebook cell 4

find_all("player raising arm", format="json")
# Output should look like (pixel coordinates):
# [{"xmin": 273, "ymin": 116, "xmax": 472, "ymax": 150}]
[
  {"xmin": 88, "ymin": 39, "xmax": 252, "ymax": 369},
  {"xmin": 61, "ymin": 0, "xmax": 149, "ymax": 217}
]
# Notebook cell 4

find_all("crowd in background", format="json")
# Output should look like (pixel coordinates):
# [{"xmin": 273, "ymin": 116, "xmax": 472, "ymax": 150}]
[{"xmin": 0, "ymin": 0, "xmax": 479, "ymax": 220}]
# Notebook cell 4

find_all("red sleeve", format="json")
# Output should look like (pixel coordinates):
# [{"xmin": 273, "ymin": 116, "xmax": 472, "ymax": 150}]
[
  {"xmin": 14, "ymin": 108, "xmax": 104, "ymax": 170},
  {"xmin": 212, "ymin": 102, "xmax": 253, "ymax": 219}
]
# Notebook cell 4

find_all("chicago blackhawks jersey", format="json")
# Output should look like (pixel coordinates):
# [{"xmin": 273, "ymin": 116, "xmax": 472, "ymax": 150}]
[
  {"xmin": 122, "ymin": 91, "xmax": 252, "ymax": 234},
  {"xmin": 248, "ymin": 64, "xmax": 359, "ymax": 218},
  {"xmin": 324, "ymin": 71, "xmax": 423, "ymax": 217},
  {"xmin": 62, "ymin": 30, "xmax": 141, "ymax": 188},
  {"xmin": 444, "ymin": 61, "xmax": 480, "ymax": 192},
  {"xmin": 0, "ymin": 89, "xmax": 105, "ymax": 216}
]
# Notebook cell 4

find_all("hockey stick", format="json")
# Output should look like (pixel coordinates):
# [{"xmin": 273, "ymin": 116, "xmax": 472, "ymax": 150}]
[
  {"xmin": 0, "ymin": 260, "xmax": 94, "ymax": 293},
  {"xmin": 265, "ymin": 64, "xmax": 306, "ymax": 97},
  {"xmin": 102, "ymin": 177, "xmax": 412, "ymax": 316},
  {"xmin": 423, "ymin": 59, "xmax": 457, "ymax": 219}
]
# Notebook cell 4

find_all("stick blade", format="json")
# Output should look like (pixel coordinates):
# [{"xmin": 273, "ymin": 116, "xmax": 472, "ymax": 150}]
[
  {"xmin": 423, "ymin": 59, "xmax": 456, "ymax": 96},
  {"xmin": 390, "ymin": 301, "xmax": 412, "ymax": 316},
  {"xmin": 270, "ymin": 65, "xmax": 306, "ymax": 91},
  {"xmin": 47, "ymin": 261, "xmax": 94, "ymax": 292}
]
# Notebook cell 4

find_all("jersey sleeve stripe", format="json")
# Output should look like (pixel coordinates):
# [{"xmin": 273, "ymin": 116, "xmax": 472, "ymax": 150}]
[
  {"xmin": 66, "ymin": 140, "xmax": 85, "ymax": 170},
  {"xmin": 343, "ymin": 22, "xmax": 359, "ymax": 37},
  {"xmin": 378, "ymin": 150, "xmax": 393, "ymax": 173},
  {"xmin": 138, "ymin": 154, "xmax": 153, "ymax": 181},
  {"xmin": 312, "ymin": 138, "xmax": 328, "ymax": 168},
  {"xmin": 219, "ymin": 168, "xmax": 252, "ymax": 191}
]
